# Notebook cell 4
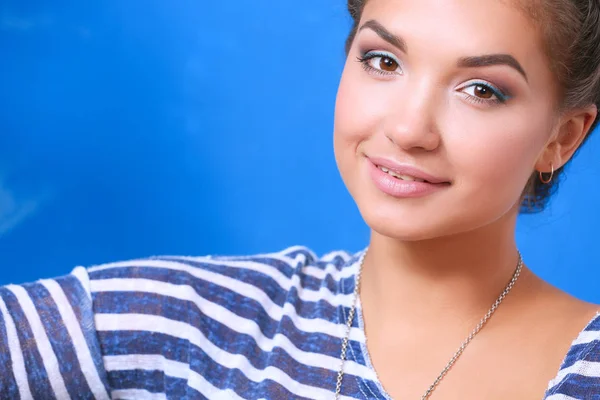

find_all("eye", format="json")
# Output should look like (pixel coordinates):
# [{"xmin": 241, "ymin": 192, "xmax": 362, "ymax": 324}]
[
  {"xmin": 356, "ymin": 51, "xmax": 403, "ymax": 76},
  {"xmin": 459, "ymin": 81, "xmax": 510, "ymax": 105},
  {"xmin": 471, "ymin": 85, "xmax": 494, "ymax": 99},
  {"xmin": 377, "ymin": 56, "xmax": 400, "ymax": 72}
]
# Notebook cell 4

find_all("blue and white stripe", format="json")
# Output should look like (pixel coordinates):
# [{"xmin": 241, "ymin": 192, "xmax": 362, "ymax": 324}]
[{"xmin": 0, "ymin": 246, "xmax": 599, "ymax": 399}]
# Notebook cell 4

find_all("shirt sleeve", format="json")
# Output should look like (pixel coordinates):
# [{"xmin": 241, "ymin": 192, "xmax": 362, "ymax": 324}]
[{"xmin": 0, "ymin": 267, "xmax": 112, "ymax": 400}]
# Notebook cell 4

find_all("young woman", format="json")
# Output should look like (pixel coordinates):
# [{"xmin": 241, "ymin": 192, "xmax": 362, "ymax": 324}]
[{"xmin": 1, "ymin": 0, "xmax": 599, "ymax": 399}]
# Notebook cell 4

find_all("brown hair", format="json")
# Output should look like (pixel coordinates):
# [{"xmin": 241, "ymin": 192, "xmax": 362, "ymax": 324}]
[{"xmin": 344, "ymin": 0, "xmax": 600, "ymax": 212}]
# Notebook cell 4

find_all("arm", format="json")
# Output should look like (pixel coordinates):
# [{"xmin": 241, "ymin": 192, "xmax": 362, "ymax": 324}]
[{"xmin": 0, "ymin": 267, "xmax": 111, "ymax": 400}]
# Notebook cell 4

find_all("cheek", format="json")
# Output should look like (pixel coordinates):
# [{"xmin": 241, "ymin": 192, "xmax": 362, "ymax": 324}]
[
  {"xmin": 335, "ymin": 69, "xmax": 369, "ymax": 143},
  {"xmin": 334, "ymin": 68, "xmax": 363, "ymax": 172},
  {"xmin": 445, "ymin": 105, "xmax": 552, "ymax": 206},
  {"xmin": 334, "ymin": 65, "xmax": 388, "ymax": 163}
]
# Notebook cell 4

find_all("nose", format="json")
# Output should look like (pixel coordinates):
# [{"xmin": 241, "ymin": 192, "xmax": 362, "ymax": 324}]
[{"xmin": 383, "ymin": 82, "xmax": 441, "ymax": 152}]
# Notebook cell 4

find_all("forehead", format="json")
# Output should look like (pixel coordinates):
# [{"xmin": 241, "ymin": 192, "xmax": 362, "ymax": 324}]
[{"xmin": 360, "ymin": 0, "xmax": 544, "ymax": 59}]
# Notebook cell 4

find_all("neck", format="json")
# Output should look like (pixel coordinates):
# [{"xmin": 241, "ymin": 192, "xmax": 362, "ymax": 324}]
[{"xmin": 360, "ymin": 209, "xmax": 532, "ymax": 329}]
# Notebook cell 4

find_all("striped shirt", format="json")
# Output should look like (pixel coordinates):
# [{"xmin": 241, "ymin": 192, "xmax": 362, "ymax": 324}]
[{"xmin": 0, "ymin": 246, "xmax": 598, "ymax": 399}]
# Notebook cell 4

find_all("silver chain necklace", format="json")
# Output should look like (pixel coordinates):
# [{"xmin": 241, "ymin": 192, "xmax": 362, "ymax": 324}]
[{"xmin": 334, "ymin": 250, "xmax": 523, "ymax": 400}]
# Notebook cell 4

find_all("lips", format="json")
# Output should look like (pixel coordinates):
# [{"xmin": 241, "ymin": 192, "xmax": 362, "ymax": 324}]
[
  {"xmin": 366, "ymin": 158, "xmax": 450, "ymax": 198},
  {"xmin": 367, "ymin": 156, "xmax": 450, "ymax": 185},
  {"xmin": 377, "ymin": 165, "xmax": 428, "ymax": 183}
]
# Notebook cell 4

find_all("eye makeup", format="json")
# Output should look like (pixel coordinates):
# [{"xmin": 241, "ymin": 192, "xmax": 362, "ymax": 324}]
[
  {"xmin": 354, "ymin": 39, "xmax": 517, "ymax": 107},
  {"xmin": 356, "ymin": 50, "xmax": 403, "ymax": 77},
  {"xmin": 457, "ymin": 80, "xmax": 513, "ymax": 106}
]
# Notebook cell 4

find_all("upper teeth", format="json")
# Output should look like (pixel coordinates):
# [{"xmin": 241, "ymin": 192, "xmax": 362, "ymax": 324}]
[{"xmin": 379, "ymin": 166, "xmax": 425, "ymax": 182}]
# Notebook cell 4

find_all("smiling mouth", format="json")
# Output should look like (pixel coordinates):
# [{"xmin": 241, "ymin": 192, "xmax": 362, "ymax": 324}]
[
  {"xmin": 376, "ymin": 165, "xmax": 429, "ymax": 183},
  {"xmin": 375, "ymin": 164, "xmax": 452, "ymax": 186}
]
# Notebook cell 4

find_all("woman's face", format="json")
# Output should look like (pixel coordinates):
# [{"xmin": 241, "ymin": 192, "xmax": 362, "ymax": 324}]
[{"xmin": 334, "ymin": 0, "xmax": 559, "ymax": 240}]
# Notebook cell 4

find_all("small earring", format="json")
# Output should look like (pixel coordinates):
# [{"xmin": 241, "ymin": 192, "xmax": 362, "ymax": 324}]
[{"xmin": 539, "ymin": 163, "xmax": 554, "ymax": 184}]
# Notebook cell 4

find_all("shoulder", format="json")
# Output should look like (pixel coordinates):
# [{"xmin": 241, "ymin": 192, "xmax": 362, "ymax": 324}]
[
  {"xmin": 85, "ymin": 245, "xmax": 359, "ymax": 306},
  {"xmin": 86, "ymin": 245, "xmax": 354, "ymax": 282},
  {"xmin": 83, "ymin": 245, "xmax": 360, "ymax": 370},
  {"xmin": 545, "ymin": 311, "xmax": 600, "ymax": 398},
  {"xmin": 82, "ymin": 246, "xmax": 362, "ymax": 337}
]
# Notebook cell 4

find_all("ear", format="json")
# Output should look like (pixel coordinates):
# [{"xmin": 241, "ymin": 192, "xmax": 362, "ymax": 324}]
[{"xmin": 535, "ymin": 104, "xmax": 598, "ymax": 173}]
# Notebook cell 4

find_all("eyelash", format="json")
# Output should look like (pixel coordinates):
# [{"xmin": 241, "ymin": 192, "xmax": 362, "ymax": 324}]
[
  {"xmin": 458, "ymin": 81, "xmax": 511, "ymax": 105},
  {"xmin": 356, "ymin": 51, "xmax": 402, "ymax": 77},
  {"xmin": 356, "ymin": 51, "xmax": 511, "ymax": 105}
]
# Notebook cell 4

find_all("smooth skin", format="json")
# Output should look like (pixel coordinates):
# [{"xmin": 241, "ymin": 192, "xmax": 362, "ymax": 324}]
[{"xmin": 334, "ymin": 0, "xmax": 598, "ymax": 398}]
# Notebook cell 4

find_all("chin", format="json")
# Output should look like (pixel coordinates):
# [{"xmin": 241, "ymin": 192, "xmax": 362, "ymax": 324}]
[
  {"xmin": 355, "ymin": 192, "xmax": 510, "ymax": 242},
  {"xmin": 341, "ymin": 164, "xmax": 522, "ymax": 242},
  {"xmin": 360, "ymin": 207, "xmax": 458, "ymax": 241}
]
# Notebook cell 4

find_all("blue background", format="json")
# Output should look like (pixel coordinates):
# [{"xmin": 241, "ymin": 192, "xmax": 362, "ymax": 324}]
[{"xmin": 1, "ymin": 1, "xmax": 599, "ymax": 302}]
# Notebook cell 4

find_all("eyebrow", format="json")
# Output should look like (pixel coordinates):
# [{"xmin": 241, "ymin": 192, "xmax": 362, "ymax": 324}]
[
  {"xmin": 457, "ymin": 55, "xmax": 528, "ymax": 81},
  {"xmin": 358, "ymin": 19, "xmax": 408, "ymax": 53},
  {"xmin": 358, "ymin": 19, "xmax": 528, "ymax": 82}
]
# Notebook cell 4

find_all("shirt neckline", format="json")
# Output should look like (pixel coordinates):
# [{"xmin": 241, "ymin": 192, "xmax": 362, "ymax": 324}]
[{"xmin": 342, "ymin": 253, "xmax": 600, "ymax": 399}]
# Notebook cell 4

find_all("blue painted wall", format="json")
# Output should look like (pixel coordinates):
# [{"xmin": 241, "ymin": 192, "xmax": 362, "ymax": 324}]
[{"xmin": 1, "ymin": 1, "xmax": 599, "ymax": 302}]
